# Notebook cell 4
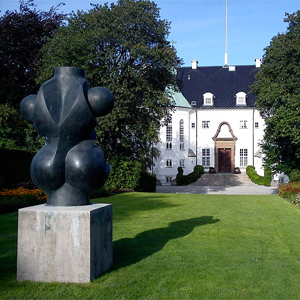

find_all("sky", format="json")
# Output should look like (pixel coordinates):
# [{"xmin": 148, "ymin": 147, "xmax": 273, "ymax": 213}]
[{"xmin": 1, "ymin": 0, "xmax": 300, "ymax": 66}]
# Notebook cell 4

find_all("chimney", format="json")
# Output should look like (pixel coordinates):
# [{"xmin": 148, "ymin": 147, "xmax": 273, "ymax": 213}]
[
  {"xmin": 255, "ymin": 58, "xmax": 261, "ymax": 68},
  {"xmin": 191, "ymin": 60, "xmax": 198, "ymax": 70}
]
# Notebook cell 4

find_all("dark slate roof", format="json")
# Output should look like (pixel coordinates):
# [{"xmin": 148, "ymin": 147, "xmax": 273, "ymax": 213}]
[{"xmin": 177, "ymin": 65, "xmax": 259, "ymax": 108}]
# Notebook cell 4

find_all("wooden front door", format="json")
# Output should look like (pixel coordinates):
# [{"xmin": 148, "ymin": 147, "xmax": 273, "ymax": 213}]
[{"xmin": 218, "ymin": 148, "xmax": 231, "ymax": 173}]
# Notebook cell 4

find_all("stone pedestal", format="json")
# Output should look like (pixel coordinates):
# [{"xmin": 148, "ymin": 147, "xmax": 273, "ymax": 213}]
[{"xmin": 17, "ymin": 203, "xmax": 112, "ymax": 283}]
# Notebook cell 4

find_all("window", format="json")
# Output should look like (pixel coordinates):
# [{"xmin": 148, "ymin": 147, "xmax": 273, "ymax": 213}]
[
  {"xmin": 202, "ymin": 149, "xmax": 210, "ymax": 167},
  {"xmin": 255, "ymin": 122, "xmax": 259, "ymax": 129},
  {"xmin": 191, "ymin": 123, "xmax": 196, "ymax": 128},
  {"xmin": 166, "ymin": 176, "xmax": 173, "ymax": 183},
  {"xmin": 191, "ymin": 101, "xmax": 197, "ymax": 106},
  {"xmin": 203, "ymin": 92, "xmax": 214, "ymax": 106},
  {"xmin": 180, "ymin": 159, "xmax": 185, "ymax": 168},
  {"xmin": 236, "ymin": 92, "xmax": 247, "ymax": 106},
  {"xmin": 166, "ymin": 159, "xmax": 172, "ymax": 168},
  {"xmin": 240, "ymin": 149, "xmax": 248, "ymax": 167},
  {"xmin": 240, "ymin": 120, "xmax": 248, "ymax": 129},
  {"xmin": 202, "ymin": 121, "xmax": 210, "ymax": 129},
  {"xmin": 166, "ymin": 123, "xmax": 172, "ymax": 149},
  {"xmin": 179, "ymin": 119, "xmax": 184, "ymax": 150}
]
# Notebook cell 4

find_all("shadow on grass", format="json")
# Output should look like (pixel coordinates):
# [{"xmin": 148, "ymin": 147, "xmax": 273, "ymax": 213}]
[
  {"xmin": 113, "ymin": 216, "xmax": 220, "ymax": 270},
  {"xmin": 96, "ymin": 192, "xmax": 182, "ymax": 220}
]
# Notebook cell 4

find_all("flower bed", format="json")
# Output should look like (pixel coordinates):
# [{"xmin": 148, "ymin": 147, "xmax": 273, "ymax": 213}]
[
  {"xmin": 0, "ymin": 187, "xmax": 47, "ymax": 214},
  {"xmin": 278, "ymin": 182, "xmax": 300, "ymax": 207}
]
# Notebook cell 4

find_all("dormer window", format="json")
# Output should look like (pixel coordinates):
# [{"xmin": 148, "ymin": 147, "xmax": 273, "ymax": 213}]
[
  {"xmin": 236, "ymin": 92, "xmax": 247, "ymax": 106},
  {"xmin": 191, "ymin": 101, "xmax": 197, "ymax": 106},
  {"xmin": 203, "ymin": 92, "xmax": 214, "ymax": 106}
]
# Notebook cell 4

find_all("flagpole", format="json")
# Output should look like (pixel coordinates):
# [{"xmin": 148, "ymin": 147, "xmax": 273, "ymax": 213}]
[{"xmin": 224, "ymin": 0, "xmax": 228, "ymax": 66}]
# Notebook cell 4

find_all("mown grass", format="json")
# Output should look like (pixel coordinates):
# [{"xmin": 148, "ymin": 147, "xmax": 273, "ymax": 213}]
[{"xmin": 1, "ymin": 193, "xmax": 300, "ymax": 299}]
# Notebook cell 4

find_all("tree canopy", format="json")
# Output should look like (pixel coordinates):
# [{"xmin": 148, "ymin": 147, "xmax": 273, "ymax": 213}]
[
  {"xmin": 0, "ymin": 0, "xmax": 66, "ymax": 108},
  {"xmin": 38, "ymin": 0, "xmax": 181, "ymax": 163},
  {"xmin": 0, "ymin": 0, "xmax": 66, "ymax": 149},
  {"xmin": 252, "ymin": 10, "xmax": 300, "ymax": 175}
]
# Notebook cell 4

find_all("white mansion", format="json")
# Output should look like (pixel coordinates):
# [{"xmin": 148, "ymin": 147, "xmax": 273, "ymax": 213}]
[{"xmin": 154, "ymin": 59, "xmax": 266, "ymax": 185}]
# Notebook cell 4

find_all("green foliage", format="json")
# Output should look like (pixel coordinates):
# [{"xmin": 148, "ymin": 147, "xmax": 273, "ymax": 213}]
[
  {"xmin": 0, "ymin": 104, "xmax": 44, "ymax": 151},
  {"xmin": 0, "ymin": 148, "xmax": 35, "ymax": 189},
  {"xmin": 289, "ymin": 169, "xmax": 300, "ymax": 182},
  {"xmin": 252, "ymin": 10, "xmax": 300, "ymax": 174},
  {"xmin": 0, "ymin": 0, "xmax": 66, "ymax": 108},
  {"xmin": 104, "ymin": 157, "xmax": 156, "ymax": 192},
  {"xmin": 246, "ymin": 165, "xmax": 272, "ymax": 186},
  {"xmin": 136, "ymin": 171, "xmax": 157, "ymax": 192},
  {"xmin": 105, "ymin": 157, "xmax": 142, "ymax": 191},
  {"xmin": 37, "ymin": 0, "xmax": 181, "ymax": 162},
  {"xmin": 176, "ymin": 165, "xmax": 204, "ymax": 186},
  {"xmin": 0, "ymin": 0, "xmax": 66, "ymax": 150}
]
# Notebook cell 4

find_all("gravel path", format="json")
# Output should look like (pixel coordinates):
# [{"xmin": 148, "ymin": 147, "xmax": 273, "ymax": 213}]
[{"xmin": 156, "ymin": 173, "xmax": 278, "ymax": 195}]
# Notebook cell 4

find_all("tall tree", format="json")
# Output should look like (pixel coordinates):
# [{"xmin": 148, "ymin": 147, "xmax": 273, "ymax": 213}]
[
  {"xmin": 38, "ymin": 0, "xmax": 181, "ymax": 163},
  {"xmin": 252, "ymin": 11, "xmax": 300, "ymax": 175},
  {"xmin": 0, "ymin": 0, "xmax": 66, "ymax": 108},
  {"xmin": 0, "ymin": 0, "xmax": 66, "ymax": 150}
]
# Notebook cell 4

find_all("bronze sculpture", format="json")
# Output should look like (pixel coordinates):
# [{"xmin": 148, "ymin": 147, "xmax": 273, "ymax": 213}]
[{"xmin": 20, "ymin": 67, "xmax": 114, "ymax": 206}]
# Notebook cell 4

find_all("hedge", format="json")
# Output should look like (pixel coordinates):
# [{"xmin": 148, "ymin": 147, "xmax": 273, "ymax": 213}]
[
  {"xmin": 104, "ymin": 156, "xmax": 156, "ymax": 193},
  {"xmin": 0, "ymin": 148, "xmax": 35, "ymax": 189},
  {"xmin": 0, "ymin": 149, "xmax": 156, "ymax": 193},
  {"xmin": 246, "ymin": 165, "xmax": 271, "ymax": 186},
  {"xmin": 176, "ymin": 165, "xmax": 204, "ymax": 186}
]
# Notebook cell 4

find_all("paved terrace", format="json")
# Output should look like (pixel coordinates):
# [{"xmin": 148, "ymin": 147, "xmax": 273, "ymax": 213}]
[{"xmin": 156, "ymin": 173, "xmax": 278, "ymax": 195}]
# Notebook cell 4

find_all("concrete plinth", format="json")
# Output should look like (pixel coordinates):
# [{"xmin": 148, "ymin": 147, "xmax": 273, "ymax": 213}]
[{"xmin": 17, "ymin": 203, "xmax": 112, "ymax": 283}]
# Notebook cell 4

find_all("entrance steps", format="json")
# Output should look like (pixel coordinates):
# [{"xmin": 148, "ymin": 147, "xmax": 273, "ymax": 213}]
[{"xmin": 190, "ymin": 172, "xmax": 257, "ymax": 187}]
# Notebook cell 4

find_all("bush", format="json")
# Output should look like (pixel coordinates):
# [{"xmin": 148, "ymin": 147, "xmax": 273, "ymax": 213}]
[
  {"xmin": 0, "ymin": 187, "xmax": 47, "ymax": 214},
  {"xmin": 0, "ymin": 148, "xmax": 35, "ymax": 189},
  {"xmin": 246, "ymin": 165, "xmax": 271, "ymax": 186},
  {"xmin": 136, "ymin": 171, "xmax": 156, "ymax": 192},
  {"xmin": 90, "ymin": 187, "xmax": 111, "ymax": 199},
  {"xmin": 104, "ymin": 157, "xmax": 156, "ymax": 193},
  {"xmin": 176, "ymin": 165, "xmax": 204, "ymax": 186},
  {"xmin": 289, "ymin": 169, "xmax": 300, "ymax": 182}
]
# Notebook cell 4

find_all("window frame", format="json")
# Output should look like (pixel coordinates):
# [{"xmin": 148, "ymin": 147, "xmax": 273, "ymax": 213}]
[
  {"xmin": 240, "ymin": 120, "xmax": 248, "ymax": 129},
  {"xmin": 202, "ymin": 148, "xmax": 211, "ymax": 167},
  {"xmin": 236, "ymin": 92, "xmax": 247, "ymax": 106},
  {"xmin": 166, "ymin": 122, "xmax": 172, "ymax": 149},
  {"xmin": 179, "ymin": 119, "xmax": 184, "ymax": 150},
  {"xmin": 202, "ymin": 121, "xmax": 210, "ymax": 129},
  {"xmin": 240, "ymin": 149, "xmax": 248, "ymax": 167},
  {"xmin": 165, "ymin": 159, "xmax": 173, "ymax": 168},
  {"xmin": 203, "ymin": 92, "xmax": 214, "ymax": 106},
  {"xmin": 180, "ymin": 159, "xmax": 185, "ymax": 168}
]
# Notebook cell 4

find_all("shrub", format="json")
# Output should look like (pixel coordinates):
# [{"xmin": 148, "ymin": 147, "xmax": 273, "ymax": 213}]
[
  {"xmin": 289, "ymin": 169, "xmax": 300, "ymax": 182},
  {"xmin": 136, "ymin": 171, "xmax": 156, "ymax": 193},
  {"xmin": 246, "ymin": 165, "xmax": 271, "ymax": 186},
  {"xmin": 176, "ymin": 165, "xmax": 204, "ymax": 186},
  {"xmin": 90, "ymin": 187, "xmax": 111, "ymax": 199},
  {"xmin": 0, "ymin": 148, "xmax": 35, "ymax": 189},
  {"xmin": 104, "ymin": 157, "xmax": 156, "ymax": 193},
  {"xmin": 0, "ymin": 187, "xmax": 47, "ymax": 214},
  {"xmin": 0, "ymin": 187, "xmax": 47, "ymax": 201}
]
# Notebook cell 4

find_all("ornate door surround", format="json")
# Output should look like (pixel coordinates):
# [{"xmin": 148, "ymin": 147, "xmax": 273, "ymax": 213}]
[{"xmin": 212, "ymin": 122, "xmax": 237, "ymax": 173}]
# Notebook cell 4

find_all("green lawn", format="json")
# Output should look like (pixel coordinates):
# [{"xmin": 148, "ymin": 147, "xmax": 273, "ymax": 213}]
[{"xmin": 1, "ymin": 193, "xmax": 300, "ymax": 299}]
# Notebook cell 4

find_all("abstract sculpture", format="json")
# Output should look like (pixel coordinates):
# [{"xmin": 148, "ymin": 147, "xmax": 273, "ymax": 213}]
[{"xmin": 20, "ymin": 67, "xmax": 114, "ymax": 206}]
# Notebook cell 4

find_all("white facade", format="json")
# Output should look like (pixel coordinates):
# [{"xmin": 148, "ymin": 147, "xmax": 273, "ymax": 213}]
[{"xmin": 154, "ymin": 63, "xmax": 266, "ymax": 185}]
